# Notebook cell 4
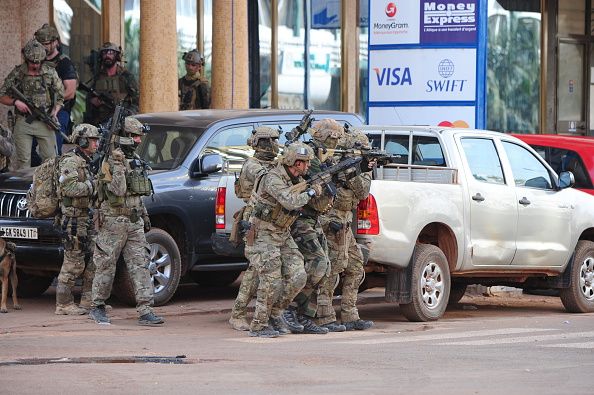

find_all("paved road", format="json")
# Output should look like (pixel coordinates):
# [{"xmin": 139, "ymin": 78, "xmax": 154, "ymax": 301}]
[{"xmin": 1, "ymin": 283, "xmax": 593, "ymax": 395}]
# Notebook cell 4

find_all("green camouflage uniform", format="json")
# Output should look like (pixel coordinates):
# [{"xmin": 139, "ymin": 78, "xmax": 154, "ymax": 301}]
[
  {"xmin": 86, "ymin": 65, "xmax": 139, "ymax": 126},
  {"xmin": 0, "ymin": 124, "xmax": 14, "ymax": 172},
  {"xmin": 316, "ymin": 170, "xmax": 371, "ymax": 325},
  {"xmin": 246, "ymin": 164, "xmax": 310, "ymax": 331},
  {"xmin": 0, "ymin": 63, "xmax": 64, "ymax": 168},
  {"xmin": 57, "ymin": 148, "xmax": 96, "ymax": 311},
  {"xmin": 91, "ymin": 147, "xmax": 154, "ymax": 316},
  {"xmin": 230, "ymin": 153, "xmax": 276, "ymax": 322}
]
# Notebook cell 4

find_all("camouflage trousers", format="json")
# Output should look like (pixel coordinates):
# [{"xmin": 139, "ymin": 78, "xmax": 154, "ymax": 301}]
[
  {"xmin": 290, "ymin": 216, "xmax": 331, "ymax": 317},
  {"xmin": 245, "ymin": 224, "xmax": 306, "ymax": 331},
  {"xmin": 14, "ymin": 117, "xmax": 56, "ymax": 169},
  {"xmin": 91, "ymin": 215, "xmax": 154, "ymax": 316},
  {"xmin": 57, "ymin": 215, "xmax": 95, "ymax": 306},
  {"xmin": 316, "ymin": 219, "xmax": 364, "ymax": 325},
  {"xmin": 230, "ymin": 264, "xmax": 258, "ymax": 319}
]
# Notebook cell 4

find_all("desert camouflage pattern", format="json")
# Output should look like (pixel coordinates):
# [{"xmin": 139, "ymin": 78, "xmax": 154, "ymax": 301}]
[
  {"xmin": 0, "ymin": 63, "xmax": 64, "ymax": 110},
  {"xmin": 0, "ymin": 124, "xmax": 14, "ymax": 172},
  {"xmin": 88, "ymin": 65, "xmax": 139, "ymax": 125}
]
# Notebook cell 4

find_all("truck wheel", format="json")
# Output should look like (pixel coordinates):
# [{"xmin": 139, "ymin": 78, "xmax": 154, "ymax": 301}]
[
  {"xmin": 15, "ymin": 270, "xmax": 54, "ymax": 297},
  {"xmin": 560, "ymin": 240, "xmax": 594, "ymax": 313},
  {"xmin": 191, "ymin": 271, "xmax": 242, "ymax": 287},
  {"xmin": 112, "ymin": 228, "xmax": 182, "ymax": 307},
  {"xmin": 399, "ymin": 244, "xmax": 451, "ymax": 322},
  {"xmin": 448, "ymin": 282, "xmax": 467, "ymax": 305}
]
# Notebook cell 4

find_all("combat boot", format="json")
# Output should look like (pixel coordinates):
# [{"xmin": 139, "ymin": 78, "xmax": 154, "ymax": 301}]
[
  {"xmin": 229, "ymin": 316, "xmax": 251, "ymax": 331},
  {"xmin": 248, "ymin": 326, "xmax": 280, "ymax": 338},
  {"xmin": 89, "ymin": 305, "xmax": 111, "ymax": 324},
  {"xmin": 298, "ymin": 314, "xmax": 329, "ymax": 334},
  {"xmin": 321, "ymin": 321, "xmax": 347, "ymax": 332},
  {"xmin": 343, "ymin": 319, "xmax": 374, "ymax": 331},
  {"xmin": 55, "ymin": 303, "xmax": 87, "ymax": 315},
  {"xmin": 268, "ymin": 316, "xmax": 290, "ymax": 335},
  {"xmin": 138, "ymin": 312, "xmax": 165, "ymax": 326},
  {"xmin": 280, "ymin": 307, "xmax": 304, "ymax": 333}
]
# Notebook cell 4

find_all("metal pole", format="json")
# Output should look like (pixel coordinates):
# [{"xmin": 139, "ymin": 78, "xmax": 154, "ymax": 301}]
[
  {"xmin": 271, "ymin": 0, "xmax": 279, "ymax": 108},
  {"xmin": 304, "ymin": 0, "xmax": 311, "ymax": 109}
]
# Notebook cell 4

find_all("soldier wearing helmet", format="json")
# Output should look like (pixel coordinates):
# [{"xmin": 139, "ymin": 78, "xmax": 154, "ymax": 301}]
[
  {"xmin": 280, "ymin": 118, "xmax": 346, "ymax": 334},
  {"xmin": 229, "ymin": 126, "xmax": 280, "ymax": 331},
  {"xmin": 316, "ymin": 128, "xmax": 374, "ymax": 332},
  {"xmin": 242, "ymin": 142, "xmax": 324, "ymax": 338},
  {"xmin": 55, "ymin": 123, "xmax": 101, "ymax": 316},
  {"xmin": 178, "ymin": 49, "xmax": 211, "ymax": 110},
  {"xmin": 84, "ymin": 42, "xmax": 139, "ymax": 126},
  {"xmin": 0, "ymin": 38, "xmax": 64, "ymax": 169},
  {"xmin": 31, "ymin": 23, "xmax": 79, "ymax": 157},
  {"xmin": 89, "ymin": 116, "xmax": 164, "ymax": 327}
]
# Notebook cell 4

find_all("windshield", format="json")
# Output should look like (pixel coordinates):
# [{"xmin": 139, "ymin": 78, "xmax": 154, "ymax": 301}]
[{"xmin": 136, "ymin": 126, "xmax": 202, "ymax": 170}]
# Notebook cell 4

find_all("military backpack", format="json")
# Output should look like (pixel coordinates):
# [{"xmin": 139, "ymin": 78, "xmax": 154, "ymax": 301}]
[{"xmin": 27, "ymin": 157, "xmax": 60, "ymax": 218}]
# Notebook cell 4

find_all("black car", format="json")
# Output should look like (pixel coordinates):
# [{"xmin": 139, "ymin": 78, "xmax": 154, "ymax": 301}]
[{"xmin": 0, "ymin": 109, "xmax": 363, "ymax": 305}]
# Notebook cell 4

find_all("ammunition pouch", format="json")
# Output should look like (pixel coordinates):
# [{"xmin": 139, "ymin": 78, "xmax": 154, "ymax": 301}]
[
  {"xmin": 126, "ymin": 170, "xmax": 152, "ymax": 196},
  {"xmin": 253, "ymin": 201, "xmax": 299, "ymax": 230},
  {"xmin": 62, "ymin": 196, "xmax": 90, "ymax": 209},
  {"xmin": 229, "ymin": 206, "xmax": 247, "ymax": 246}
]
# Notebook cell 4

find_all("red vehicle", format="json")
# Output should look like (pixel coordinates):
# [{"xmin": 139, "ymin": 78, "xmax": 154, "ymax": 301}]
[{"xmin": 513, "ymin": 134, "xmax": 594, "ymax": 195}]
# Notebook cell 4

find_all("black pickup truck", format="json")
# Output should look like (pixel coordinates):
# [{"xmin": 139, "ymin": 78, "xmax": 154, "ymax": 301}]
[{"xmin": 0, "ymin": 109, "xmax": 363, "ymax": 305}]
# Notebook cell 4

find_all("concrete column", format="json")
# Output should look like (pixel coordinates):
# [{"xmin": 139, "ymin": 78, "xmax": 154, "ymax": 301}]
[
  {"xmin": 21, "ymin": 0, "xmax": 50, "ymax": 46},
  {"xmin": 139, "ymin": 0, "xmax": 178, "ymax": 113},
  {"xmin": 211, "ymin": 0, "xmax": 249, "ymax": 109},
  {"xmin": 341, "ymin": 0, "xmax": 359, "ymax": 114},
  {"xmin": 102, "ymin": 0, "xmax": 123, "ymax": 46}
]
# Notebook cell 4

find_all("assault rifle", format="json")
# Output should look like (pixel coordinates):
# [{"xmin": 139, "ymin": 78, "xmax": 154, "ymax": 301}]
[
  {"xmin": 78, "ymin": 82, "xmax": 116, "ymax": 111},
  {"xmin": 90, "ymin": 104, "xmax": 124, "ymax": 174},
  {"xmin": 284, "ymin": 109, "xmax": 314, "ymax": 145},
  {"xmin": 9, "ymin": 86, "xmax": 69, "ymax": 141},
  {"xmin": 316, "ymin": 146, "xmax": 400, "ymax": 166},
  {"xmin": 290, "ymin": 156, "xmax": 363, "ymax": 196}
]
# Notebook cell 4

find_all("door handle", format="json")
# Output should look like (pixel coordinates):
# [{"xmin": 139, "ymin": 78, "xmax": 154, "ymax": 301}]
[
  {"xmin": 519, "ymin": 197, "xmax": 531, "ymax": 206},
  {"xmin": 472, "ymin": 193, "xmax": 485, "ymax": 202}
]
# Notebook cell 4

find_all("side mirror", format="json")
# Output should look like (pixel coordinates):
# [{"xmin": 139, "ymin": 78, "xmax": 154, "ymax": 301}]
[
  {"xmin": 190, "ymin": 153, "xmax": 223, "ymax": 178},
  {"xmin": 558, "ymin": 171, "xmax": 575, "ymax": 189}
]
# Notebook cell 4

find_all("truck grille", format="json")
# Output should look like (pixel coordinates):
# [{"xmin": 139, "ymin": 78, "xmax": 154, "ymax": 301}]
[{"xmin": 0, "ymin": 192, "xmax": 31, "ymax": 218}]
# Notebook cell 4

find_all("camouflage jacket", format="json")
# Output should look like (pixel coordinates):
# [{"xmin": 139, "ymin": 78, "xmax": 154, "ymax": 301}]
[
  {"xmin": 324, "ymin": 171, "xmax": 372, "ymax": 223},
  {"xmin": 238, "ymin": 155, "xmax": 276, "ymax": 221},
  {"xmin": 0, "ymin": 128, "xmax": 14, "ymax": 172},
  {"xmin": 301, "ymin": 150, "xmax": 336, "ymax": 217},
  {"xmin": 178, "ymin": 75, "xmax": 210, "ymax": 110},
  {"xmin": 0, "ymin": 63, "xmax": 64, "ymax": 112},
  {"xmin": 87, "ymin": 65, "xmax": 139, "ymax": 125},
  {"xmin": 58, "ymin": 149, "xmax": 94, "ymax": 217}
]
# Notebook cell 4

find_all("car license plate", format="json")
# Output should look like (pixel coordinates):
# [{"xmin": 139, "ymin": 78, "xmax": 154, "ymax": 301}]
[{"xmin": 0, "ymin": 226, "xmax": 38, "ymax": 239}]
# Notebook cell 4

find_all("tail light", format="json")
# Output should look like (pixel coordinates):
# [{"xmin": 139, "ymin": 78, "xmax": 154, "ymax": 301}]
[
  {"xmin": 357, "ymin": 194, "xmax": 379, "ymax": 235},
  {"xmin": 215, "ymin": 187, "xmax": 226, "ymax": 229}
]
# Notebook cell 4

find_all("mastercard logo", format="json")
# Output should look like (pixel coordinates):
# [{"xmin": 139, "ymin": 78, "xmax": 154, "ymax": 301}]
[{"xmin": 438, "ymin": 120, "xmax": 469, "ymax": 128}]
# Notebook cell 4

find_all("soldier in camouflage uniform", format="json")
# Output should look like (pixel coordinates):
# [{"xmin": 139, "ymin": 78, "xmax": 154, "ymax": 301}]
[
  {"xmin": 316, "ymin": 129, "xmax": 374, "ymax": 331},
  {"xmin": 229, "ymin": 126, "xmax": 279, "ymax": 331},
  {"xmin": 89, "ymin": 117, "xmax": 164, "ymax": 326},
  {"xmin": 245, "ymin": 142, "xmax": 323, "ymax": 338},
  {"xmin": 0, "ymin": 123, "xmax": 14, "ymax": 173},
  {"xmin": 178, "ymin": 49, "xmax": 210, "ymax": 110},
  {"xmin": 55, "ymin": 123, "xmax": 100, "ymax": 315},
  {"xmin": 0, "ymin": 39, "xmax": 64, "ymax": 169},
  {"xmin": 281, "ymin": 119, "xmax": 345, "ymax": 334},
  {"xmin": 85, "ymin": 42, "xmax": 139, "ymax": 126}
]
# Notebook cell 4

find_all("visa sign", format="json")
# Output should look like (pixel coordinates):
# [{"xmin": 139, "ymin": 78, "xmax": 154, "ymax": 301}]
[{"xmin": 373, "ymin": 67, "xmax": 412, "ymax": 86}]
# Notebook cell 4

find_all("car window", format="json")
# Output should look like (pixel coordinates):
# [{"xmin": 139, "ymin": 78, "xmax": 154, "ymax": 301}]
[
  {"xmin": 502, "ymin": 141, "xmax": 553, "ymax": 189},
  {"xmin": 137, "ymin": 126, "xmax": 200, "ymax": 170},
  {"xmin": 203, "ymin": 125, "xmax": 255, "ymax": 172},
  {"xmin": 460, "ymin": 138, "xmax": 505, "ymax": 185},
  {"xmin": 543, "ymin": 146, "xmax": 592, "ymax": 189},
  {"xmin": 412, "ymin": 136, "xmax": 445, "ymax": 166}
]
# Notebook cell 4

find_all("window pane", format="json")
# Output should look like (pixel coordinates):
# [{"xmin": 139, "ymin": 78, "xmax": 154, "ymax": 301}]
[
  {"xmin": 487, "ymin": 1, "xmax": 540, "ymax": 133},
  {"xmin": 412, "ymin": 136, "xmax": 445, "ymax": 166},
  {"xmin": 558, "ymin": 0, "xmax": 585, "ymax": 35},
  {"xmin": 549, "ymin": 147, "xmax": 592, "ymax": 189},
  {"xmin": 137, "ymin": 127, "xmax": 200, "ymax": 170},
  {"xmin": 461, "ymin": 138, "xmax": 505, "ymax": 184},
  {"xmin": 502, "ymin": 141, "xmax": 553, "ymax": 189}
]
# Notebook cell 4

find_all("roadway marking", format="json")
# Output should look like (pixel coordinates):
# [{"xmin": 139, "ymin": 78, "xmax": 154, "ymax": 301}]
[
  {"xmin": 333, "ymin": 328, "xmax": 554, "ymax": 345},
  {"xmin": 436, "ymin": 331, "xmax": 594, "ymax": 346},
  {"xmin": 230, "ymin": 330, "xmax": 380, "ymax": 344},
  {"xmin": 541, "ymin": 341, "xmax": 594, "ymax": 349}
]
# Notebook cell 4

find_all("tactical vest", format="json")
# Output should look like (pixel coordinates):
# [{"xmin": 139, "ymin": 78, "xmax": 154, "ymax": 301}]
[
  {"xmin": 234, "ymin": 158, "xmax": 273, "ymax": 201},
  {"xmin": 59, "ymin": 152, "xmax": 92, "ymax": 214},
  {"xmin": 251, "ymin": 170, "xmax": 300, "ymax": 230},
  {"xmin": 94, "ymin": 74, "xmax": 129, "ymax": 103},
  {"xmin": 15, "ymin": 65, "xmax": 54, "ymax": 110},
  {"xmin": 178, "ymin": 77, "xmax": 209, "ymax": 110}
]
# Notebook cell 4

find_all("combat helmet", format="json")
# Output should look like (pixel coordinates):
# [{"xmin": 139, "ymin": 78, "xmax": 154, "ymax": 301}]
[
  {"xmin": 281, "ymin": 142, "xmax": 314, "ymax": 166},
  {"xmin": 310, "ymin": 119, "xmax": 344, "ymax": 149},
  {"xmin": 343, "ymin": 129, "xmax": 371, "ymax": 150},
  {"xmin": 123, "ymin": 117, "xmax": 146, "ymax": 136},
  {"xmin": 71, "ymin": 123, "xmax": 100, "ymax": 148},
  {"xmin": 247, "ymin": 126, "xmax": 279, "ymax": 151},
  {"xmin": 182, "ymin": 49, "xmax": 205, "ymax": 65},
  {"xmin": 34, "ymin": 23, "xmax": 60, "ymax": 44},
  {"xmin": 99, "ymin": 42, "xmax": 122, "ymax": 62},
  {"xmin": 22, "ymin": 39, "xmax": 46, "ymax": 63}
]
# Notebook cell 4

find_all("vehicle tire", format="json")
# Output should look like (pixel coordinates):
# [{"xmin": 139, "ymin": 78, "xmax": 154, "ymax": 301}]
[
  {"xmin": 448, "ymin": 282, "xmax": 467, "ymax": 305},
  {"xmin": 560, "ymin": 240, "xmax": 594, "ymax": 313},
  {"xmin": 14, "ymin": 270, "xmax": 54, "ymax": 297},
  {"xmin": 112, "ymin": 228, "xmax": 182, "ymax": 307},
  {"xmin": 191, "ymin": 270, "xmax": 242, "ymax": 287},
  {"xmin": 399, "ymin": 244, "xmax": 451, "ymax": 322}
]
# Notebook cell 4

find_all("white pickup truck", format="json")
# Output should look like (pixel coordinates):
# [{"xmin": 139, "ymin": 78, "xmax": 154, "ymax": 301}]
[{"xmin": 355, "ymin": 126, "xmax": 594, "ymax": 321}]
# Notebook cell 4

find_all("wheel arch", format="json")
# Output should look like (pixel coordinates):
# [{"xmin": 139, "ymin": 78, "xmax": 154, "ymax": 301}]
[{"xmin": 417, "ymin": 221, "xmax": 458, "ymax": 274}]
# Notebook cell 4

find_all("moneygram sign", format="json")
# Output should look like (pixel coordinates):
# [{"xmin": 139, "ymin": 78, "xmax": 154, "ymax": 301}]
[
  {"xmin": 370, "ymin": 0, "xmax": 419, "ymax": 45},
  {"xmin": 421, "ymin": 0, "xmax": 478, "ymax": 43}
]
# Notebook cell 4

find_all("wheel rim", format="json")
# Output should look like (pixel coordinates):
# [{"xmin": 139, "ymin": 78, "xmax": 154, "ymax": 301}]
[
  {"xmin": 420, "ymin": 261, "xmax": 445, "ymax": 310},
  {"xmin": 148, "ymin": 242, "xmax": 172, "ymax": 295},
  {"xmin": 579, "ymin": 256, "xmax": 594, "ymax": 301}
]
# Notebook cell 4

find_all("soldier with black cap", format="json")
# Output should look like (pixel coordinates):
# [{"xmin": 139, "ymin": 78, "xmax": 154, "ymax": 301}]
[{"xmin": 178, "ymin": 49, "xmax": 210, "ymax": 110}]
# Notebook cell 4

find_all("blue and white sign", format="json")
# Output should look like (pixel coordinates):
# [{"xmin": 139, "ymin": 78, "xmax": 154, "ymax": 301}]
[
  {"xmin": 312, "ymin": 0, "xmax": 370, "ymax": 29},
  {"xmin": 369, "ymin": 105, "xmax": 475, "ymax": 127},
  {"xmin": 369, "ymin": 0, "xmax": 420, "ymax": 45}
]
